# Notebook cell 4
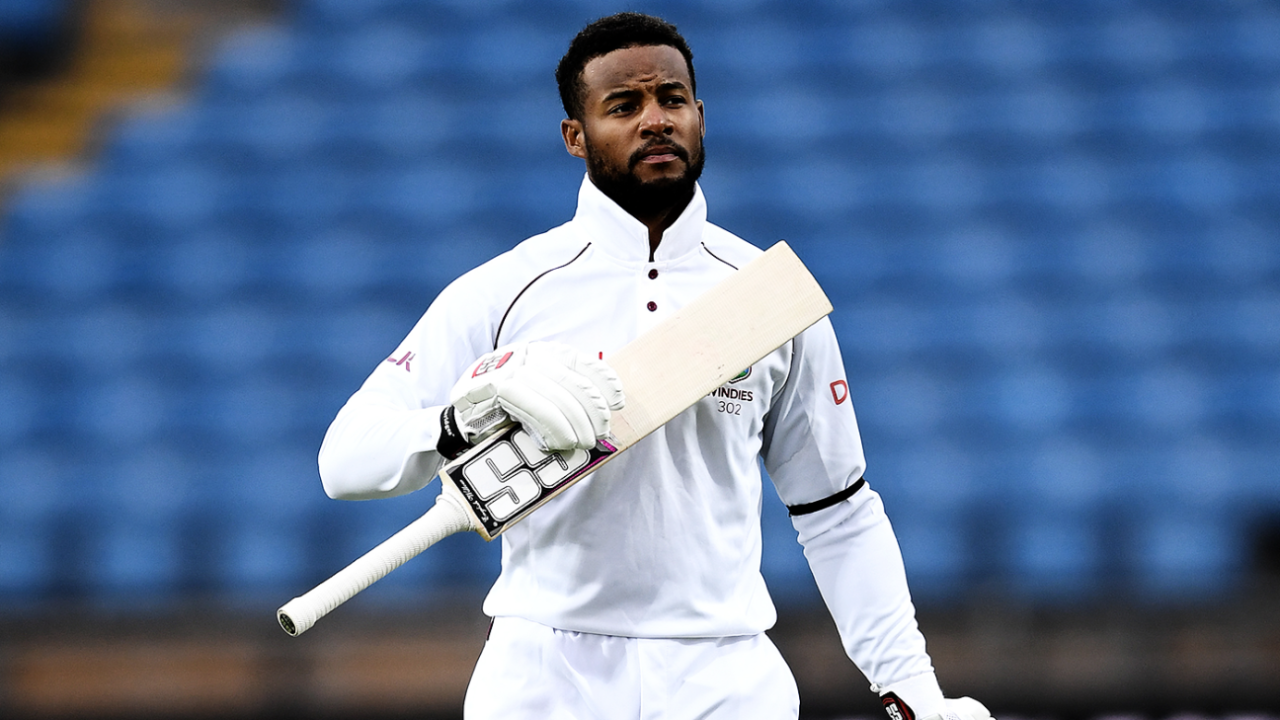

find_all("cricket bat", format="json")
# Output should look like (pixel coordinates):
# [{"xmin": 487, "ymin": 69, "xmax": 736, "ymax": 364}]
[{"xmin": 277, "ymin": 241, "xmax": 832, "ymax": 636}]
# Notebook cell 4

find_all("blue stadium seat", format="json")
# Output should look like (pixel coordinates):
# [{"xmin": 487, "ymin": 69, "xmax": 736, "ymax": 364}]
[
  {"xmin": 94, "ymin": 163, "xmax": 224, "ymax": 234},
  {"xmin": 71, "ymin": 372, "xmax": 174, "ymax": 449},
  {"xmin": 86, "ymin": 514, "xmax": 184, "ymax": 601},
  {"xmin": 0, "ymin": 446, "xmax": 67, "ymax": 528},
  {"xmin": 1129, "ymin": 510, "xmax": 1243, "ymax": 599},
  {"xmin": 216, "ymin": 513, "xmax": 313, "ymax": 595},
  {"xmin": 0, "ymin": 175, "xmax": 103, "ymax": 247},
  {"xmin": 324, "ymin": 23, "xmax": 433, "ymax": 95},
  {"xmin": 1003, "ymin": 511, "xmax": 1104, "ymax": 600},
  {"xmin": 875, "ymin": 442, "xmax": 984, "ymax": 513},
  {"xmin": 273, "ymin": 229, "xmax": 388, "ymax": 302},
  {"xmin": 201, "ymin": 25, "xmax": 304, "ymax": 101},
  {"xmin": 103, "ymin": 104, "xmax": 202, "ymax": 172},
  {"xmin": 0, "ymin": 375, "xmax": 39, "ymax": 444},
  {"xmin": 178, "ymin": 303, "xmax": 283, "ymax": 379},
  {"xmin": 327, "ymin": 92, "xmax": 457, "ymax": 165},
  {"xmin": 212, "ymin": 445, "xmax": 326, "ymax": 593},
  {"xmin": 141, "ymin": 228, "xmax": 258, "ymax": 305},
  {"xmin": 0, "ymin": 519, "xmax": 52, "ymax": 600},
  {"xmin": 197, "ymin": 93, "xmax": 334, "ymax": 170},
  {"xmin": 294, "ymin": 0, "xmax": 398, "ymax": 30},
  {"xmin": 892, "ymin": 511, "xmax": 974, "ymax": 601},
  {"xmin": 3, "ymin": 227, "xmax": 123, "ymax": 305}
]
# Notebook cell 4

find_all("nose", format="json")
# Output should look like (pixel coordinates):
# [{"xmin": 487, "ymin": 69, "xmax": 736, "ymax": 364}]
[{"xmin": 638, "ymin": 99, "xmax": 673, "ymax": 136}]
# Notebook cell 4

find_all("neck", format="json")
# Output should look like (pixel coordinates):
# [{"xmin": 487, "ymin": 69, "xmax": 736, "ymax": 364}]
[
  {"xmin": 602, "ymin": 183, "xmax": 694, "ymax": 261},
  {"xmin": 636, "ymin": 192, "xmax": 693, "ymax": 260}
]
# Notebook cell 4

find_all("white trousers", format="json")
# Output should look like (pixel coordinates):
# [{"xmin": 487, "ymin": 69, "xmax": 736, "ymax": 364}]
[{"xmin": 464, "ymin": 616, "xmax": 800, "ymax": 720}]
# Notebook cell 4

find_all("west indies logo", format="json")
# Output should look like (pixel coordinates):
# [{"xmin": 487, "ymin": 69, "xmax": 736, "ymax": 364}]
[{"xmin": 709, "ymin": 365, "xmax": 754, "ymax": 404}]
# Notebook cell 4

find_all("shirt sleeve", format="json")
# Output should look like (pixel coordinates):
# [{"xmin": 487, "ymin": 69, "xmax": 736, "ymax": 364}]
[
  {"xmin": 761, "ymin": 318, "xmax": 944, "ymax": 708},
  {"xmin": 317, "ymin": 279, "xmax": 494, "ymax": 500}
]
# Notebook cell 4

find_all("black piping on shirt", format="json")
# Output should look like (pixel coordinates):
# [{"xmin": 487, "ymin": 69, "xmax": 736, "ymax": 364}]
[
  {"xmin": 701, "ymin": 242, "xmax": 739, "ymax": 270},
  {"xmin": 786, "ymin": 478, "xmax": 866, "ymax": 516},
  {"xmin": 493, "ymin": 243, "xmax": 592, "ymax": 348}
]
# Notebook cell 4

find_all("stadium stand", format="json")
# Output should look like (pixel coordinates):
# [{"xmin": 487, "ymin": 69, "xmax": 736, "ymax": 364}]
[{"xmin": 0, "ymin": 0, "xmax": 1277, "ymax": 616}]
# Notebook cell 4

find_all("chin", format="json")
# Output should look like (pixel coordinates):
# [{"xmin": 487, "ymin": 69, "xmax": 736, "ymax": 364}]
[{"xmin": 636, "ymin": 165, "xmax": 693, "ymax": 187}]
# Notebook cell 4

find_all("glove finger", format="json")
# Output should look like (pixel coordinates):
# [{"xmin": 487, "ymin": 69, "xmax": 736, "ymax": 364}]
[
  {"xmin": 523, "ymin": 342, "xmax": 625, "ymax": 412},
  {"xmin": 497, "ymin": 384, "xmax": 577, "ymax": 450},
  {"xmin": 945, "ymin": 698, "xmax": 992, "ymax": 720},
  {"xmin": 497, "ymin": 368, "xmax": 599, "ymax": 450},
  {"xmin": 529, "ymin": 365, "xmax": 605, "ymax": 446},
  {"xmin": 522, "ymin": 360, "xmax": 612, "ymax": 439},
  {"xmin": 574, "ymin": 355, "xmax": 626, "ymax": 411}
]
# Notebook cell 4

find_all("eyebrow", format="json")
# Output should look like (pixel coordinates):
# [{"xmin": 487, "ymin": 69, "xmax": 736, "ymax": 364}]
[{"xmin": 600, "ymin": 81, "xmax": 690, "ymax": 104}]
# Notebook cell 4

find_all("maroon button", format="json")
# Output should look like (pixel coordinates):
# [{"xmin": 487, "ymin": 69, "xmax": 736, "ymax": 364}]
[
  {"xmin": 648, "ymin": 269, "xmax": 658, "ymax": 279},
  {"xmin": 646, "ymin": 301, "xmax": 657, "ymax": 312}
]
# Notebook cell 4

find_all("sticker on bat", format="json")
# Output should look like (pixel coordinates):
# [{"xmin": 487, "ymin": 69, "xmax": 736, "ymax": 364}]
[{"xmin": 444, "ymin": 425, "xmax": 617, "ymax": 537}]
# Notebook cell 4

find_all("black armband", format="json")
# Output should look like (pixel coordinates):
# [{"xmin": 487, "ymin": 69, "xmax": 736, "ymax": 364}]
[
  {"xmin": 786, "ymin": 477, "xmax": 866, "ymax": 516},
  {"xmin": 437, "ymin": 406, "xmax": 470, "ymax": 460}
]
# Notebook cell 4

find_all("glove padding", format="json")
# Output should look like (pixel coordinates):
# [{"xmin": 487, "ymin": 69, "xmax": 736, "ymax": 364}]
[
  {"xmin": 927, "ymin": 698, "xmax": 993, "ymax": 720},
  {"xmin": 450, "ymin": 342, "xmax": 625, "ymax": 451},
  {"xmin": 874, "ymin": 674, "xmax": 992, "ymax": 720}
]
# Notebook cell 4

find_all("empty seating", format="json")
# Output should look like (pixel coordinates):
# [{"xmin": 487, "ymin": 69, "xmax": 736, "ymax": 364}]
[{"xmin": 0, "ymin": 0, "xmax": 1277, "ymax": 609}]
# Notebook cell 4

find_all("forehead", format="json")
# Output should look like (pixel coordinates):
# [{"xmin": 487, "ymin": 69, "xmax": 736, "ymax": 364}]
[{"xmin": 580, "ymin": 44, "xmax": 692, "ymax": 99}]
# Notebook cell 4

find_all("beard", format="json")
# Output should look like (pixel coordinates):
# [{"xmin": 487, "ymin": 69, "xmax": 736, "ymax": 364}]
[{"xmin": 584, "ymin": 135, "xmax": 706, "ymax": 222}]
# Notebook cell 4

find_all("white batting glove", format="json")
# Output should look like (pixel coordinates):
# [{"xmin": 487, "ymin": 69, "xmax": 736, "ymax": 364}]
[
  {"xmin": 448, "ymin": 342, "xmax": 625, "ymax": 452},
  {"xmin": 936, "ymin": 697, "xmax": 993, "ymax": 720},
  {"xmin": 874, "ymin": 674, "xmax": 992, "ymax": 720}
]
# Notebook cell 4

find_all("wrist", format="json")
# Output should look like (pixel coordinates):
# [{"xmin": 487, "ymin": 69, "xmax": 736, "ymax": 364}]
[
  {"xmin": 872, "ymin": 672, "xmax": 946, "ymax": 720},
  {"xmin": 436, "ymin": 405, "xmax": 471, "ymax": 460}
]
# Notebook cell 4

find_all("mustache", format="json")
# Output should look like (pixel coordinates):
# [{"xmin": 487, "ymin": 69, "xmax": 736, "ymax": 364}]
[{"xmin": 629, "ymin": 141, "xmax": 691, "ymax": 168}]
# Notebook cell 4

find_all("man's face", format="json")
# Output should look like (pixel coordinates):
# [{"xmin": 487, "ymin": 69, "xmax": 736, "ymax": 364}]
[{"xmin": 561, "ymin": 44, "xmax": 706, "ymax": 218}]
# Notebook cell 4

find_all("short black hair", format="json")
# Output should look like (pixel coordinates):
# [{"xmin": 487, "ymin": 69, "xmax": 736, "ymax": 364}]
[{"xmin": 556, "ymin": 12, "xmax": 696, "ymax": 121}]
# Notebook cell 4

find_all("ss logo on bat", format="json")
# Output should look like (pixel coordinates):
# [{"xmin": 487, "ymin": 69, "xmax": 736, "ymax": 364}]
[{"xmin": 461, "ymin": 429, "xmax": 591, "ymax": 523}]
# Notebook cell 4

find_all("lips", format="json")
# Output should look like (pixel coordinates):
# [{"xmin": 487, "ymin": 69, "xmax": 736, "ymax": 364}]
[
  {"xmin": 632, "ymin": 143, "xmax": 687, "ymax": 167},
  {"xmin": 641, "ymin": 152, "xmax": 678, "ymax": 164}
]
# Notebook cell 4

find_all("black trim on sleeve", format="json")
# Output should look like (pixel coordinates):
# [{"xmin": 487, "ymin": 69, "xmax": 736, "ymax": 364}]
[
  {"xmin": 436, "ymin": 406, "xmax": 471, "ymax": 460},
  {"xmin": 493, "ymin": 243, "xmax": 591, "ymax": 348},
  {"xmin": 786, "ymin": 477, "xmax": 866, "ymax": 516}
]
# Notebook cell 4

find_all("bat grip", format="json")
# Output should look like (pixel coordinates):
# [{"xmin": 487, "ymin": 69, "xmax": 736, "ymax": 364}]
[{"xmin": 277, "ymin": 489, "xmax": 475, "ymax": 636}]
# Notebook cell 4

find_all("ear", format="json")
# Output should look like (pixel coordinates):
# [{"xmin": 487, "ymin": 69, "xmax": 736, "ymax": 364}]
[
  {"xmin": 696, "ymin": 99, "xmax": 705, "ymax": 137},
  {"xmin": 562, "ymin": 118, "xmax": 587, "ymax": 160}
]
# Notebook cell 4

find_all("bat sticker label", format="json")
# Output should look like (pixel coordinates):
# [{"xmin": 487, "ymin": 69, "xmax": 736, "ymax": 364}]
[{"xmin": 445, "ymin": 426, "xmax": 617, "ymax": 536}]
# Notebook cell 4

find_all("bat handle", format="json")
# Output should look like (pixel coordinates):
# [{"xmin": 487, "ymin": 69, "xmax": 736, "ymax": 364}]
[{"xmin": 277, "ymin": 488, "xmax": 476, "ymax": 636}]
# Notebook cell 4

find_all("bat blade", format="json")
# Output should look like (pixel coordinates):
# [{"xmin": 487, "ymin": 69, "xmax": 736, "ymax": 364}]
[
  {"xmin": 278, "ymin": 240, "xmax": 832, "ymax": 633},
  {"xmin": 442, "ymin": 240, "xmax": 833, "ymax": 540}
]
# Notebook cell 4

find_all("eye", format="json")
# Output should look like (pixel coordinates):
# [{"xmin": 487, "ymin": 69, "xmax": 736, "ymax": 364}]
[
  {"xmin": 663, "ymin": 96, "xmax": 687, "ymax": 107},
  {"xmin": 608, "ymin": 102, "xmax": 635, "ymax": 115}
]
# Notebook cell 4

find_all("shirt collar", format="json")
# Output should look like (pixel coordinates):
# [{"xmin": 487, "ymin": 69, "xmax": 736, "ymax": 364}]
[{"xmin": 572, "ymin": 174, "xmax": 707, "ymax": 264}]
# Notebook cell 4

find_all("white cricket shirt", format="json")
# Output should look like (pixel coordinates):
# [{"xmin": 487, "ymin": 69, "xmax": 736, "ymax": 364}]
[{"xmin": 319, "ymin": 176, "xmax": 939, "ymax": 692}]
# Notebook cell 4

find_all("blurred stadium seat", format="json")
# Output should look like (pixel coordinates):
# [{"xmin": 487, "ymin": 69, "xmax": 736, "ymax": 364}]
[{"xmin": 0, "ymin": 0, "xmax": 1277, "ymax": 610}]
